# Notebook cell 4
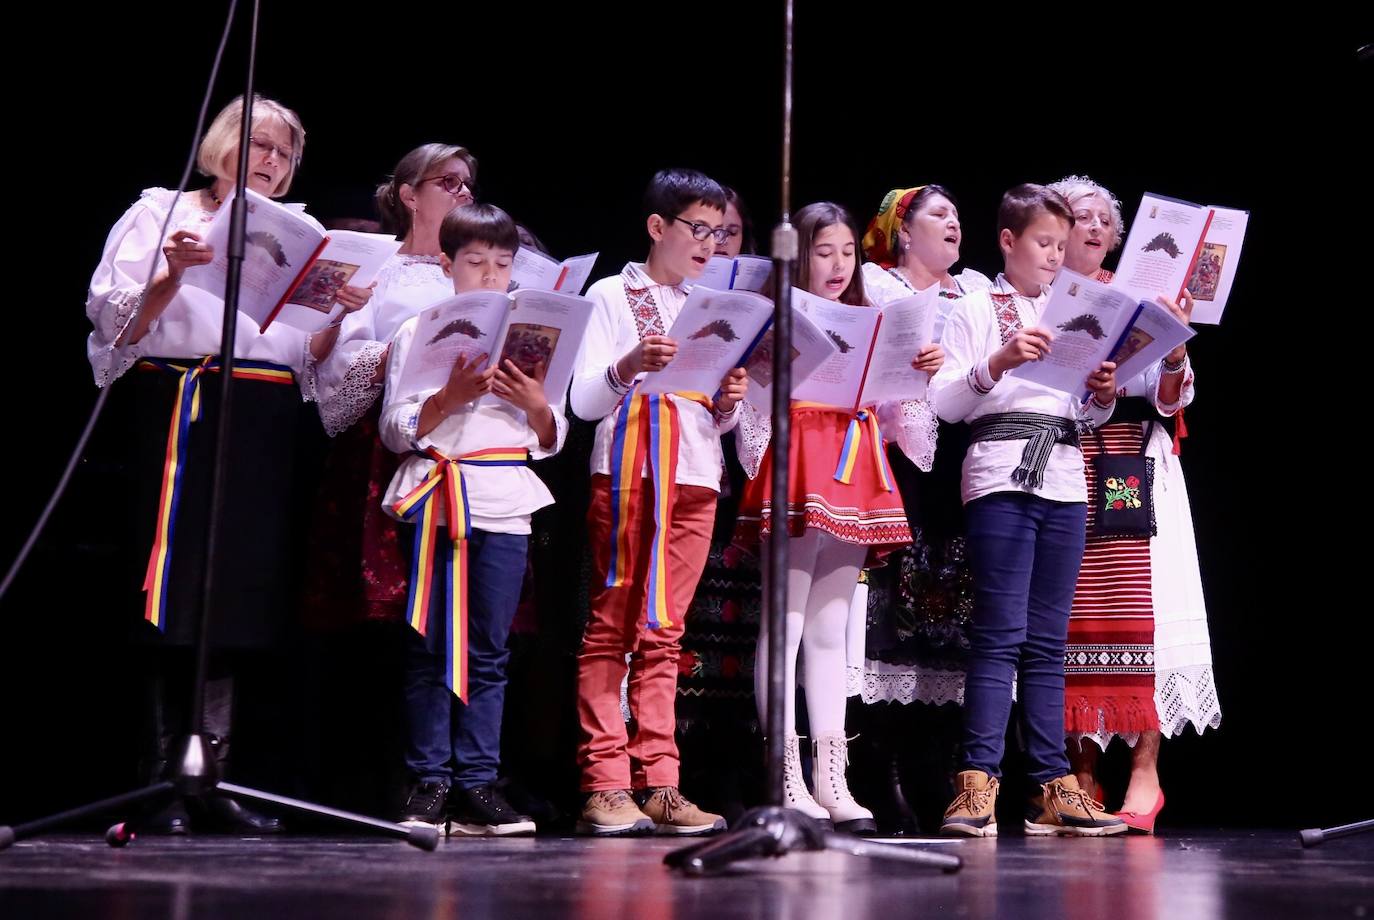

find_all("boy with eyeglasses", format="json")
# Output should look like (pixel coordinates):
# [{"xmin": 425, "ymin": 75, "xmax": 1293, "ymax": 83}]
[{"xmin": 569, "ymin": 168, "xmax": 749, "ymax": 835}]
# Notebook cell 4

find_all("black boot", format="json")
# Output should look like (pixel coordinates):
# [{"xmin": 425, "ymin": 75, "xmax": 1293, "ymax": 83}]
[
  {"xmin": 846, "ymin": 696, "xmax": 918, "ymax": 836},
  {"xmin": 201, "ymin": 677, "xmax": 283, "ymax": 834},
  {"xmin": 139, "ymin": 676, "xmax": 191, "ymax": 834},
  {"xmin": 140, "ymin": 754, "xmax": 193, "ymax": 835},
  {"xmin": 201, "ymin": 792, "xmax": 284, "ymax": 834}
]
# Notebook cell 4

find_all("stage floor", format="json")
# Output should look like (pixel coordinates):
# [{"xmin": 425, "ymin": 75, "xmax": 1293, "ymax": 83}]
[{"xmin": 2, "ymin": 831, "xmax": 1370, "ymax": 919}]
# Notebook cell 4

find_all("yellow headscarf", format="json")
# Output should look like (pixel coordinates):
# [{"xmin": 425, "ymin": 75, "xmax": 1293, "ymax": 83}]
[{"xmin": 861, "ymin": 186, "xmax": 926, "ymax": 270}]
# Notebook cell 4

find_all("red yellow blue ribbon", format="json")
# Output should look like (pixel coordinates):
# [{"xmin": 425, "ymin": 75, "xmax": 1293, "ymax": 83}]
[
  {"xmin": 832, "ymin": 408, "xmax": 894, "ymax": 492},
  {"xmin": 138, "ymin": 357, "xmax": 294, "ymax": 633},
  {"xmin": 394, "ymin": 447, "xmax": 529, "ymax": 701},
  {"xmin": 606, "ymin": 391, "xmax": 712, "ymax": 630}
]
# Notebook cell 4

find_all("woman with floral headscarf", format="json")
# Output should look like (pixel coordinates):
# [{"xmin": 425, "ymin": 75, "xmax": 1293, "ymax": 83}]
[{"xmin": 837, "ymin": 186, "xmax": 992, "ymax": 831}]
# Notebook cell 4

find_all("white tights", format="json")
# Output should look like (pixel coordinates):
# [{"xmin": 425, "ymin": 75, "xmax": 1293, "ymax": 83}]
[{"xmin": 755, "ymin": 529, "xmax": 867, "ymax": 737}]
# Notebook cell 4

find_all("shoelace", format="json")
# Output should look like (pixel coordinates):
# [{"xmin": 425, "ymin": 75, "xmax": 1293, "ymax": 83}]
[
  {"xmin": 655, "ymin": 787, "xmax": 689, "ymax": 821},
  {"xmin": 824, "ymin": 736, "xmax": 861, "ymax": 803},
  {"xmin": 783, "ymin": 739, "xmax": 806, "ymax": 792},
  {"xmin": 1054, "ymin": 786, "xmax": 1106, "ymax": 815},
  {"xmin": 598, "ymin": 789, "xmax": 634, "ymax": 810},
  {"xmin": 472, "ymin": 786, "xmax": 512, "ymax": 816},
  {"xmin": 949, "ymin": 785, "xmax": 994, "ymax": 814},
  {"xmin": 411, "ymin": 784, "xmax": 447, "ymax": 811}
]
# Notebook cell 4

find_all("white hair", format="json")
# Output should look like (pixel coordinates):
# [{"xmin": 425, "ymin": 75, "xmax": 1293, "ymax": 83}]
[{"xmin": 1047, "ymin": 175, "xmax": 1125, "ymax": 252}]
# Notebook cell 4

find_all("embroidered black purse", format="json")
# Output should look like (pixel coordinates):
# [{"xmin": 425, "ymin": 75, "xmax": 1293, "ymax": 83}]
[{"xmin": 1090, "ymin": 421, "xmax": 1157, "ymax": 539}]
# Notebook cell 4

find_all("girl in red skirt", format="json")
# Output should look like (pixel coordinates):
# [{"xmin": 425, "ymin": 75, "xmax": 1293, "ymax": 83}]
[{"xmin": 736, "ymin": 202, "xmax": 943, "ymax": 831}]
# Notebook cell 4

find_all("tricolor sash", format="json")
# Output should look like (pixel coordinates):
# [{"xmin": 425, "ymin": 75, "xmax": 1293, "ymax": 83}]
[
  {"xmin": 393, "ymin": 447, "xmax": 530, "ymax": 701},
  {"xmin": 137, "ymin": 357, "xmax": 295, "ymax": 632}
]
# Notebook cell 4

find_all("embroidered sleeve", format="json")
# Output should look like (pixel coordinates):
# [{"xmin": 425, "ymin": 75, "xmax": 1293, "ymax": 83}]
[
  {"xmin": 931, "ymin": 293, "xmax": 997, "ymax": 422},
  {"xmin": 1147, "ymin": 355, "xmax": 1195, "ymax": 417},
  {"xmin": 734, "ymin": 400, "xmax": 772, "ymax": 479},
  {"xmin": 85, "ymin": 191, "xmax": 177, "ymax": 387},
  {"xmin": 878, "ymin": 398, "xmax": 938, "ymax": 472},
  {"xmin": 317, "ymin": 341, "xmax": 388, "ymax": 436}
]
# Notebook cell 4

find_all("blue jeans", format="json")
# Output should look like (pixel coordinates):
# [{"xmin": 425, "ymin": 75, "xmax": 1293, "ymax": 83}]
[
  {"xmin": 961, "ymin": 492, "xmax": 1086, "ymax": 785},
  {"xmin": 403, "ymin": 528, "xmax": 528, "ymax": 789}
]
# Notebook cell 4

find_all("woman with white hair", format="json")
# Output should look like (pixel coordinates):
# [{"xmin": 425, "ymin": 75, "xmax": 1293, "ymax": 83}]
[
  {"xmin": 1048, "ymin": 175, "xmax": 1220, "ymax": 834},
  {"xmin": 84, "ymin": 95, "xmax": 369, "ymax": 833}
]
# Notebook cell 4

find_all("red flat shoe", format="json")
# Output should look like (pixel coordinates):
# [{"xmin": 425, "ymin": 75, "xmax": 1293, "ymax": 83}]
[{"xmin": 1115, "ymin": 791, "xmax": 1165, "ymax": 834}]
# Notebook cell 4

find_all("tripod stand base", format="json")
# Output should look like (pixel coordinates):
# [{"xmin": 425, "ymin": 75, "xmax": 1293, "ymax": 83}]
[
  {"xmin": 665, "ymin": 806, "xmax": 961, "ymax": 876},
  {"xmin": 1299, "ymin": 818, "xmax": 1374, "ymax": 848},
  {"xmin": 0, "ymin": 742, "xmax": 439, "ymax": 853}
]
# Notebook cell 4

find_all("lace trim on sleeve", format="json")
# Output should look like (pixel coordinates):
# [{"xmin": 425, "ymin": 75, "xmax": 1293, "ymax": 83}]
[{"xmin": 319, "ymin": 341, "xmax": 387, "ymax": 436}]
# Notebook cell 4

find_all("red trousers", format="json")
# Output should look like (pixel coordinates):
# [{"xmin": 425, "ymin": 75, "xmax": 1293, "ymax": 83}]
[{"xmin": 576, "ymin": 474, "xmax": 716, "ymax": 791}]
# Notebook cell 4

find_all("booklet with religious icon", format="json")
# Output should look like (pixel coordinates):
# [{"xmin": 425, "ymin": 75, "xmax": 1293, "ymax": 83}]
[
  {"xmin": 1013, "ymin": 269, "xmax": 1195, "ymax": 398},
  {"xmin": 181, "ymin": 186, "xmax": 401, "ymax": 333},
  {"xmin": 397, "ymin": 288, "xmax": 593, "ymax": 403},
  {"xmin": 1183, "ymin": 205, "xmax": 1248, "ymax": 324},
  {"xmin": 742, "ymin": 302, "xmax": 837, "ymax": 412},
  {"xmin": 1111, "ymin": 192, "xmax": 1213, "ymax": 307}
]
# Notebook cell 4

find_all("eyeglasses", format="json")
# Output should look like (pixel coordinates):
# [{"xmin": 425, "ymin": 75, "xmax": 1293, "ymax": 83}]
[
  {"xmin": 248, "ymin": 135, "xmax": 295, "ymax": 163},
  {"xmin": 673, "ymin": 216, "xmax": 731, "ymax": 245},
  {"xmin": 422, "ymin": 173, "xmax": 475, "ymax": 197}
]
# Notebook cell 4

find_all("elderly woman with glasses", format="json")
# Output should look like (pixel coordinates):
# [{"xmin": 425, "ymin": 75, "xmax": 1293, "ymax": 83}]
[
  {"xmin": 83, "ymin": 95, "xmax": 371, "ymax": 832},
  {"xmin": 87, "ymin": 94, "xmax": 372, "ymax": 387}
]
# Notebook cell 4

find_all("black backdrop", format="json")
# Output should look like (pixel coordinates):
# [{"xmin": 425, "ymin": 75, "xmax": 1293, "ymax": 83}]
[{"xmin": 2, "ymin": 5, "xmax": 1369, "ymax": 828}]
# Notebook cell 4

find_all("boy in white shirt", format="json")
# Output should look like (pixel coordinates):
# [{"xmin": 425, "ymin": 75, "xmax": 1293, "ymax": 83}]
[
  {"xmin": 931, "ymin": 184, "xmax": 1126, "ymax": 838},
  {"xmin": 570, "ymin": 169, "xmax": 748, "ymax": 836},
  {"xmin": 380, "ymin": 204, "xmax": 565, "ymax": 837}
]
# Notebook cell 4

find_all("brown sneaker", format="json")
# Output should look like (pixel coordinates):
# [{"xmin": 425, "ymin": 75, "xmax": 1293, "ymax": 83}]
[
  {"xmin": 1024, "ymin": 775, "xmax": 1128, "ymax": 837},
  {"xmin": 636, "ymin": 786, "xmax": 726, "ymax": 836},
  {"xmin": 941, "ymin": 770, "xmax": 999, "ymax": 837},
  {"xmin": 576, "ymin": 789, "xmax": 655, "ymax": 836}
]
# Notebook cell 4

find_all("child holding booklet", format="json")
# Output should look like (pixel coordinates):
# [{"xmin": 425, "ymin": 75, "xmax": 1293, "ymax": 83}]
[
  {"xmin": 734, "ymin": 202, "xmax": 944, "ymax": 833},
  {"xmin": 569, "ymin": 168, "xmax": 748, "ymax": 837},
  {"xmin": 379, "ymin": 204, "xmax": 565, "ymax": 836},
  {"xmin": 675, "ymin": 183, "xmax": 766, "ymax": 823},
  {"xmin": 931, "ymin": 184, "xmax": 1125, "ymax": 837}
]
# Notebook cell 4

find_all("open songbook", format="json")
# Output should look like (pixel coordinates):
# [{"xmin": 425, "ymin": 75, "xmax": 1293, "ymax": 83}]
[{"xmin": 181, "ymin": 187, "xmax": 401, "ymax": 332}]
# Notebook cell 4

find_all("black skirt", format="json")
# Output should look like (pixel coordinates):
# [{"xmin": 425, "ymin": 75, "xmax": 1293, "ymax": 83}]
[
  {"xmin": 124, "ymin": 359, "xmax": 314, "ymax": 649},
  {"xmin": 864, "ymin": 422, "xmax": 973, "ymax": 670}
]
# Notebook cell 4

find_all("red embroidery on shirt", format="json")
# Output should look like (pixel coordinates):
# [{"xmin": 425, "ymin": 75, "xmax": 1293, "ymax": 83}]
[
  {"xmin": 989, "ymin": 293, "xmax": 1023, "ymax": 345},
  {"xmin": 626, "ymin": 284, "xmax": 666, "ymax": 340}
]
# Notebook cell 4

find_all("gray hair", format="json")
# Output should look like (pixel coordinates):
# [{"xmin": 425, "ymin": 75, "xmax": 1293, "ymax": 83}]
[{"xmin": 1047, "ymin": 175, "xmax": 1125, "ymax": 252}]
